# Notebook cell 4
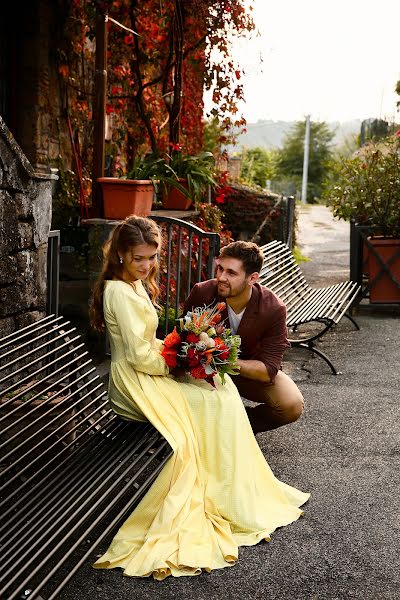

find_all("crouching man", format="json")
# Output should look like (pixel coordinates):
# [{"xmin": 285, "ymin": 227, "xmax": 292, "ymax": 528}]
[{"xmin": 183, "ymin": 241, "xmax": 304, "ymax": 434}]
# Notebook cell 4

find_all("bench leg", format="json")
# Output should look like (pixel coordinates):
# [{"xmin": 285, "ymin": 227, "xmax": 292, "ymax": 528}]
[
  {"xmin": 343, "ymin": 312, "xmax": 360, "ymax": 331},
  {"xmin": 296, "ymin": 342, "xmax": 338, "ymax": 375}
]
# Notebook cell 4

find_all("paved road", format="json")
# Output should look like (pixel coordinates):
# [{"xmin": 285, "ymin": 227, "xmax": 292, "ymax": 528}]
[
  {"xmin": 296, "ymin": 204, "xmax": 351, "ymax": 287},
  {"xmin": 55, "ymin": 205, "xmax": 400, "ymax": 600}
]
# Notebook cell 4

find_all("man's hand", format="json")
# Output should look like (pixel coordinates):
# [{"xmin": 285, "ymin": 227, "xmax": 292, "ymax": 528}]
[
  {"xmin": 236, "ymin": 358, "xmax": 270, "ymax": 383},
  {"xmin": 169, "ymin": 366, "xmax": 187, "ymax": 379}
]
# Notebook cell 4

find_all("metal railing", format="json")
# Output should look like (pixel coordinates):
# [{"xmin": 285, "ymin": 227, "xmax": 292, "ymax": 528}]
[
  {"xmin": 150, "ymin": 215, "xmax": 220, "ymax": 335},
  {"xmin": 47, "ymin": 230, "xmax": 60, "ymax": 317},
  {"xmin": 251, "ymin": 195, "xmax": 295, "ymax": 249}
]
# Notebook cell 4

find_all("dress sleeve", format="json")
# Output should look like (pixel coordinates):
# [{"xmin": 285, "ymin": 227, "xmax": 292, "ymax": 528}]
[{"xmin": 110, "ymin": 286, "xmax": 169, "ymax": 376}]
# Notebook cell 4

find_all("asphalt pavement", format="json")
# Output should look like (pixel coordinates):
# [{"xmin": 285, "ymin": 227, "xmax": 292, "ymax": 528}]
[{"xmin": 56, "ymin": 204, "xmax": 400, "ymax": 600}]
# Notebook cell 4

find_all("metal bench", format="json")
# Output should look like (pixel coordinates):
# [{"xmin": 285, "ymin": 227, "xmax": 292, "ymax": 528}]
[
  {"xmin": 0, "ymin": 315, "xmax": 172, "ymax": 600},
  {"xmin": 258, "ymin": 240, "xmax": 361, "ymax": 374}
]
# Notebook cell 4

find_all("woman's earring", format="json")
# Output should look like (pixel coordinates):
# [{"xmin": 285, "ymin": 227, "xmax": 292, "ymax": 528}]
[{"xmin": 119, "ymin": 257, "xmax": 123, "ymax": 264}]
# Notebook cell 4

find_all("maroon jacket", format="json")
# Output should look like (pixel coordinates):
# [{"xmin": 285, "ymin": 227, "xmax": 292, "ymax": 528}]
[{"xmin": 183, "ymin": 280, "xmax": 290, "ymax": 382}]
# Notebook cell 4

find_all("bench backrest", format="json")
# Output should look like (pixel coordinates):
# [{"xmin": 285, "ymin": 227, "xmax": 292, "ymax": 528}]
[
  {"xmin": 258, "ymin": 240, "xmax": 311, "ymax": 310},
  {"xmin": 0, "ymin": 315, "xmax": 108, "ymax": 478}
]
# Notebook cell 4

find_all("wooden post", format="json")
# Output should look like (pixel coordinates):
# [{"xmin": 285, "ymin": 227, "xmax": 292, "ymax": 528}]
[
  {"xmin": 91, "ymin": 12, "xmax": 108, "ymax": 217},
  {"xmin": 169, "ymin": 0, "xmax": 184, "ymax": 146}
]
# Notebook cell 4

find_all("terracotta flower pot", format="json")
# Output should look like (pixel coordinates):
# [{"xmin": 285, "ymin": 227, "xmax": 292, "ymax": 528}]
[
  {"xmin": 367, "ymin": 237, "xmax": 400, "ymax": 303},
  {"xmin": 162, "ymin": 179, "xmax": 193, "ymax": 210},
  {"xmin": 97, "ymin": 178, "xmax": 155, "ymax": 219}
]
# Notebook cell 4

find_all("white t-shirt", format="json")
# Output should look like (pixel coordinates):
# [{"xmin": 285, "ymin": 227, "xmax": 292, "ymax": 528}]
[{"xmin": 227, "ymin": 304, "xmax": 246, "ymax": 335}]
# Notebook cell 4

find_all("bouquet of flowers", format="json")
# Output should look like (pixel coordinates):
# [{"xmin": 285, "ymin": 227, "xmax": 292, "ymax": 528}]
[{"xmin": 161, "ymin": 302, "xmax": 241, "ymax": 386}]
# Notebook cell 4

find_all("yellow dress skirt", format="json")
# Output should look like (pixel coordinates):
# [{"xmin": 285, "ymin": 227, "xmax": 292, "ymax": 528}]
[{"xmin": 93, "ymin": 279, "xmax": 310, "ymax": 580}]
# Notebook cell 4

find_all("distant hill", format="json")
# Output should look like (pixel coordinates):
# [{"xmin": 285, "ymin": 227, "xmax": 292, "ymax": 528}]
[{"xmin": 231, "ymin": 119, "xmax": 362, "ymax": 150}]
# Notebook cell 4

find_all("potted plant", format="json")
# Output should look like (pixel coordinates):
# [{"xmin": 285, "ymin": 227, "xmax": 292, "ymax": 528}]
[
  {"xmin": 97, "ymin": 154, "xmax": 166, "ymax": 219},
  {"xmin": 161, "ymin": 149, "xmax": 218, "ymax": 210},
  {"xmin": 324, "ymin": 135, "xmax": 400, "ymax": 303}
]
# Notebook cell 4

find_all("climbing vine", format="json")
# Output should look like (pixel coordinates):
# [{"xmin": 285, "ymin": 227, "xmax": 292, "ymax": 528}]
[{"xmin": 56, "ymin": 0, "xmax": 255, "ymax": 177}]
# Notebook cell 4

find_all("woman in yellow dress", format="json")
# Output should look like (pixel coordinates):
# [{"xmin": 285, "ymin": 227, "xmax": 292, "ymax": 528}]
[{"xmin": 90, "ymin": 215, "xmax": 309, "ymax": 581}]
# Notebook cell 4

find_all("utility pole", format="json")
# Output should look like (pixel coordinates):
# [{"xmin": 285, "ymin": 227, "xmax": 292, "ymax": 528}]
[
  {"xmin": 91, "ymin": 12, "xmax": 108, "ymax": 217},
  {"xmin": 301, "ymin": 114, "xmax": 311, "ymax": 204}
]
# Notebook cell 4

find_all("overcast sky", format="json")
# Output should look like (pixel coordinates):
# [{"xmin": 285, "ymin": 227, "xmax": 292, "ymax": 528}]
[{"xmin": 221, "ymin": 0, "xmax": 400, "ymax": 124}]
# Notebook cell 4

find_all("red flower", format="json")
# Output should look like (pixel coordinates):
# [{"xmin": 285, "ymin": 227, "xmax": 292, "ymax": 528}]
[
  {"xmin": 113, "ymin": 65, "xmax": 127, "ymax": 79},
  {"xmin": 210, "ymin": 313, "xmax": 222, "ymax": 324},
  {"xmin": 190, "ymin": 364, "xmax": 208, "ymax": 379},
  {"xmin": 161, "ymin": 347, "xmax": 178, "ymax": 369},
  {"xmin": 163, "ymin": 327, "xmax": 181, "ymax": 348},
  {"xmin": 219, "ymin": 348, "xmax": 230, "ymax": 360},
  {"xmin": 187, "ymin": 347, "xmax": 200, "ymax": 367},
  {"xmin": 186, "ymin": 332, "xmax": 200, "ymax": 344},
  {"xmin": 169, "ymin": 142, "xmax": 183, "ymax": 151},
  {"xmin": 124, "ymin": 34, "xmax": 134, "ymax": 45},
  {"xmin": 58, "ymin": 64, "xmax": 69, "ymax": 78}
]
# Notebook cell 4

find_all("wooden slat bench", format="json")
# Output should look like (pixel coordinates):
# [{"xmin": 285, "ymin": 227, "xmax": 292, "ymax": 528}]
[
  {"xmin": 258, "ymin": 240, "xmax": 361, "ymax": 374},
  {"xmin": 0, "ymin": 315, "xmax": 172, "ymax": 600}
]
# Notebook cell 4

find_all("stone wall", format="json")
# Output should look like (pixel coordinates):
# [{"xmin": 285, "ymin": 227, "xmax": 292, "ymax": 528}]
[
  {"xmin": 1, "ymin": 0, "xmax": 71, "ymax": 174},
  {"xmin": 0, "ymin": 116, "xmax": 55, "ymax": 337}
]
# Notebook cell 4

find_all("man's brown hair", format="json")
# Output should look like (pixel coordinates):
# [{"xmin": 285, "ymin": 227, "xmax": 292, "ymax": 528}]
[{"xmin": 218, "ymin": 241, "xmax": 264, "ymax": 276}]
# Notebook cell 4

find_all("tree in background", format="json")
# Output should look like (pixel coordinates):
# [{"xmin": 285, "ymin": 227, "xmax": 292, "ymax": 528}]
[
  {"xmin": 239, "ymin": 147, "xmax": 277, "ymax": 188},
  {"xmin": 333, "ymin": 133, "xmax": 359, "ymax": 159},
  {"xmin": 275, "ymin": 120, "xmax": 334, "ymax": 200}
]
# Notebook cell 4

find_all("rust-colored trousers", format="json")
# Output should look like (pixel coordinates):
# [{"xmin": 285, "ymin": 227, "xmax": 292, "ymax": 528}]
[{"xmin": 233, "ymin": 371, "xmax": 304, "ymax": 433}]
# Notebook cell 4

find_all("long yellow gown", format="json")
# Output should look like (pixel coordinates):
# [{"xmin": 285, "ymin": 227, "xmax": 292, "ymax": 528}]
[{"xmin": 93, "ymin": 279, "xmax": 310, "ymax": 580}]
